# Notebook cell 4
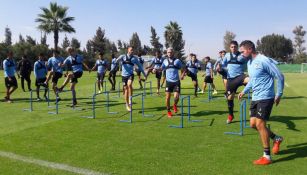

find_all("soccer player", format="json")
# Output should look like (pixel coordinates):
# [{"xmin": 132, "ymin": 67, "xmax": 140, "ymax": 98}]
[
  {"xmin": 214, "ymin": 50, "xmax": 227, "ymax": 93},
  {"xmin": 181, "ymin": 53, "xmax": 201, "ymax": 97},
  {"xmin": 146, "ymin": 50, "xmax": 164, "ymax": 94},
  {"xmin": 58, "ymin": 47, "xmax": 90, "ymax": 106},
  {"xmin": 108, "ymin": 53, "xmax": 119, "ymax": 91},
  {"xmin": 160, "ymin": 50, "xmax": 167, "ymax": 88},
  {"xmin": 161, "ymin": 48, "xmax": 184, "ymax": 118},
  {"xmin": 17, "ymin": 54, "xmax": 32, "ymax": 92},
  {"xmin": 238, "ymin": 40, "xmax": 284, "ymax": 165},
  {"xmin": 3, "ymin": 51, "xmax": 18, "ymax": 103},
  {"xmin": 46, "ymin": 50, "xmax": 64, "ymax": 103},
  {"xmin": 135, "ymin": 52, "xmax": 146, "ymax": 89},
  {"xmin": 116, "ymin": 46, "xmax": 147, "ymax": 111},
  {"xmin": 91, "ymin": 52, "xmax": 108, "ymax": 93},
  {"xmin": 219, "ymin": 41, "xmax": 249, "ymax": 124},
  {"xmin": 34, "ymin": 53, "xmax": 48, "ymax": 101},
  {"xmin": 201, "ymin": 56, "xmax": 218, "ymax": 95}
]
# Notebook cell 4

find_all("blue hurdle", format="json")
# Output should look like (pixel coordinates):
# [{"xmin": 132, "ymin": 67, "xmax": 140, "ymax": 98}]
[
  {"xmin": 143, "ymin": 81, "xmax": 153, "ymax": 96},
  {"xmin": 120, "ymin": 93, "xmax": 154, "ymax": 123},
  {"xmin": 224, "ymin": 100, "xmax": 246, "ymax": 136},
  {"xmin": 23, "ymin": 88, "xmax": 50, "ymax": 112},
  {"xmin": 169, "ymin": 95, "xmax": 191, "ymax": 128},
  {"xmin": 48, "ymin": 90, "xmax": 81, "ymax": 115},
  {"xmin": 117, "ymin": 82, "xmax": 122, "ymax": 97}
]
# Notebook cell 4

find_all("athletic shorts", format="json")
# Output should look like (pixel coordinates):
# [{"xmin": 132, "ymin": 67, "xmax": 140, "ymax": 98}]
[
  {"xmin": 250, "ymin": 98, "xmax": 274, "ymax": 121},
  {"xmin": 5, "ymin": 76, "xmax": 18, "ymax": 88},
  {"xmin": 187, "ymin": 70, "xmax": 197, "ymax": 81},
  {"xmin": 165, "ymin": 81, "xmax": 181, "ymax": 93},
  {"xmin": 122, "ymin": 74, "xmax": 134, "ymax": 86},
  {"xmin": 52, "ymin": 72, "xmax": 63, "ymax": 84},
  {"xmin": 155, "ymin": 71, "xmax": 162, "ymax": 79},
  {"xmin": 136, "ymin": 70, "xmax": 142, "ymax": 76},
  {"xmin": 218, "ymin": 70, "xmax": 227, "ymax": 79},
  {"xmin": 226, "ymin": 74, "xmax": 247, "ymax": 94},
  {"xmin": 109, "ymin": 70, "xmax": 117, "ymax": 76},
  {"xmin": 97, "ymin": 72, "xmax": 105, "ymax": 81},
  {"xmin": 204, "ymin": 76, "xmax": 213, "ymax": 83},
  {"xmin": 71, "ymin": 71, "xmax": 83, "ymax": 83},
  {"xmin": 35, "ymin": 77, "xmax": 47, "ymax": 87}
]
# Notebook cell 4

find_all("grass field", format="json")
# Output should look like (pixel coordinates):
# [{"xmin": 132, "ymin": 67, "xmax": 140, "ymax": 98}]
[{"xmin": 0, "ymin": 71, "xmax": 307, "ymax": 175}]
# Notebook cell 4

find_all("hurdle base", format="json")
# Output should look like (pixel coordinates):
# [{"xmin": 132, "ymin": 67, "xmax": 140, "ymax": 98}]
[
  {"xmin": 48, "ymin": 112, "xmax": 57, "ymax": 115},
  {"xmin": 189, "ymin": 119, "xmax": 203, "ymax": 122},
  {"xmin": 169, "ymin": 125, "xmax": 183, "ymax": 128},
  {"xmin": 23, "ymin": 108, "xmax": 32, "ymax": 112},
  {"xmin": 108, "ymin": 112, "xmax": 118, "ymax": 114},
  {"xmin": 80, "ymin": 116, "xmax": 95, "ymax": 119},
  {"xmin": 143, "ymin": 114, "xmax": 154, "ymax": 117},
  {"xmin": 224, "ymin": 132, "xmax": 243, "ymax": 136},
  {"xmin": 119, "ymin": 120, "xmax": 132, "ymax": 123}
]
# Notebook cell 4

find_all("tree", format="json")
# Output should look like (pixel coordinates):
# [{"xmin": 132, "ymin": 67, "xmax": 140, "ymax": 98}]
[
  {"xmin": 70, "ymin": 37, "xmax": 81, "ymax": 49},
  {"xmin": 257, "ymin": 34, "xmax": 293, "ymax": 62},
  {"xmin": 224, "ymin": 31, "xmax": 236, "ymax": 52},
  {"xmin": 26, "ymin": 35, "xmax": 36, "ymax": 46},
  {"xmin": 150, "ymin": 26, "xmax": 163, "ymax": 52},
  {"xmin": 111, "ymin": 42, "xmax": 118, "ymax": 53},
  {"xmin": 61, "ymin": 35, "xmax": 70, "ymax": 50},
  {"xmin": 164, "ymin": 21, "xmax": 185, "ymax": 59},
  {"xmin": 117, "ymin": 40, "xmax": 123, "ymax": 50},
  {"xmin": 91, "ymin": 27, "xmax": 106, "ymax": 52},
  {"xmin": 41, "ymin": 33, "xmax": 47, "ymax": 46},
  {"xmin": 36, "ymin": 2, "xmax": 75, "ymax": 51},
  {"xmin": 19, "ymin": 34, "xmax": 25, "ymax": 44},
  {"xmin": 4, "ymin": 27, "xmax": 12, "ymax": 46},
  {"xmin": 129, "ymin": 32, "xmax": 142, "ymax": 54},
  {"xmin": 293, "ymin": 25, "xmax": 306, "ymax": 61}
]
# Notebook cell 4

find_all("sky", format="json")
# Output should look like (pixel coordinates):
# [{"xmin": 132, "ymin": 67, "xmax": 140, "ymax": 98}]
[{"xmin": 1, "ymin": 0, "xmax": 307, "ymax": 59}]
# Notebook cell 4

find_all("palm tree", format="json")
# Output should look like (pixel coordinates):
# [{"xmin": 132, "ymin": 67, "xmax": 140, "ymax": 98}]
[
  {"xmin": 35, "ymin": 2, "xmax": 75, "ymax": 51},
  {"xmin": 164, "ymin": 21, "xmax": 185, "ymax": 59}
]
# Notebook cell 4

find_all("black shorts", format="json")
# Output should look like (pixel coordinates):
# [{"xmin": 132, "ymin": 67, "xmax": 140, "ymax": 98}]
[
  {"xmin": 218, "ymin": 70, "xmax": 227, "ymax": 79},
  {"xmin": 136, "ymin": 70, "xmax": 142, "ymax": 76},
  {"xmin": 5, "ymin": 76, "xmax": 18, "ymax": 88},
  {"xmin": 71, "ymin": 71, "xmax": 83, "ymax": 83},
  {"xmin": 122, "ymin": 74, "xmax": 134, "ymax": 86},
  {"xmin": 204, "ymin": 76, "xmax": 213, "ymax": 83},
  {"xmin": 97, "ymin": 72, "xmax": 105, "ymax": 81},
  {"xmin": 226, "ymin": 74, "xmax": 247, "ymax": 94},
  {"xmin": 35, "ymin": 77, "xmax": 47, "ymax": 86},
  {"xmin": 165, "ymin": 81, "xmax": 181, "ymax": 93},
  {"xmin": 162, "ymin": 70, "xmax": 166, "ymax": 77},
  {"xmin": 187, "ymin": 70, "xmax": 197, "ymax": 81},
  {"xmin": 52, "ymin": 72, "xmax": 63, "ymax": 84},
  {"xmin": 155, "ymin": 71, "xmax": 162, "ymax": 79},
  {"xmin": 250, "ymin": 98, "xmax": 274, "ymax": 121},
  {"xmin": 109, "ymin": 70, "xmax": 117, "ymax": 76}
]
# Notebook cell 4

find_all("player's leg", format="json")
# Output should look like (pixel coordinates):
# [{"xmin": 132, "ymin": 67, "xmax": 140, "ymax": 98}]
[
  {"xmin": 26, "ymin": 74, "xmax": 32, "ymax": 91},
  {"xmin": 20, "ymin": 76, "xmax": 25, "ymax": 92},
  {"xmin": 59, "ymin": 73, "xmax": 73, "ymax": 91}
]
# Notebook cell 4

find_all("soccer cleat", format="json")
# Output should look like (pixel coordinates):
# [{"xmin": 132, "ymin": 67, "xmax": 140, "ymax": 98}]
[
  {"xmin": 272, "ymin": 136, "xmax": 283, "ymax": 154},
  {"xmin": 213, "ymin": 90, "xmax": 218, "ymax": 95},
  {"xmin": 173, "ymin": 104, "xmax": 178, "ymax": 113},
  {"xmin": 226, "ymin": 114, "xmax": 234, "ymax": 124},
  {"xmin": 44, "ymin": 95, "xmax": 49, "ymax": 101},
  {"xmin": 167, "ymin": 111, "xmax": 172, "ymax": 118},
  {"xmin": 198, "ymin": 91, "xmax": 204, "ymax": 94},
  {"xmin": 98, "ymin": 90, "xmax": 102, "ymax": 94},
  {"xmin": 126, "ymin": 104, "xmax": 131, "ymax": 111},
  {"xmin": 253, "ymin": 156, "xmax": 272, "ymax": 165},
  {"xmin": 37, "ymin": 98, "xmax": 42, "ymax": 101}
]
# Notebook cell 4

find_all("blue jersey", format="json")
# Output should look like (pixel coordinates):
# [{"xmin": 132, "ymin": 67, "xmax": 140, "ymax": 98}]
[
  {"xmin": 116, "ymin": 54, "xmax": 145, "ymax": 77},
  {"xmin": 3, "ymin": 58, "xmax": 16, "ymax": 77},
  {"xmin": 186, "ymin": 60, "xmax": 201, "ymax": 74},
  {"xmin": 110, "ymin": 58, "xmax": 118, "ymax": 71},
  {"xmin": 47, "ymin": 57, "xmax": 64, "ymax": 73},
  {"xmin": 161, "ymin": 58, "xmax": 183, "ymax": 82},
  {"xmin": 151, "ymin": 57, "xmax": 164, "ymax": 69},
  {"xmin": 243, "ymin": 54, "xmax": 284, "ymax": 101},
  {"xmin": 64, "ymin": 54, "xmax": 84, "ymax": 73},
  {"xmin": 222, "ymin": 52, "xmax": 247, "ymax": 79},
  {"xmin": 95, "ymin": 59, "xmax": 108, "ymax": 74},
  {"xmin": 213, "ymin": 57, "xmax": 226, "ymax": 71},
  {"xmin": 205, "ymin": 62, "xmax": 213, "ymax": 77},
  {"xmin": 34, "ymin": 60, "xmax": 47, "ymax": 79}
]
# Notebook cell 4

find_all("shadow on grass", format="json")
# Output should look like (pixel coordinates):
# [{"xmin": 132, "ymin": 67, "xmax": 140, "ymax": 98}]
[
  {"xmin": 192, "ymin": 110, "xmax": 229, "ymax": 117},
  {"xmin": 274, "ymin": 142, "xmax": 307, "ymax": 163},
  {"xmin": 282, "ymin": 96, "xmax": 307, "ymax": 100},
  {"xmin": 270, "ymin": 115, "xmax": 307, "ymax": 132}
]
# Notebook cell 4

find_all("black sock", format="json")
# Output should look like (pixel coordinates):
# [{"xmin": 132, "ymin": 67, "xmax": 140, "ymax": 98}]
[
  {"xmin": 194, "ymin": 86, "xmax": 197, "ymax": 95},
  {"xmin": 264, "ymin": 147, "xmax": 270, "ymax": 156},
  {"xmin": 139, "ymin": 80, "xmax": 143, "ymax": 88},
  {"xmin": 227, "ymin": 100, "xmax": 234, "ymax": 115}
]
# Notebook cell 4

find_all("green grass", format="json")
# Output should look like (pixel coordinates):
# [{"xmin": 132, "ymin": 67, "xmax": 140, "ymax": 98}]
[{"xmin": 0, "ymin": 71, "xmax": 307, "ymax": 175}]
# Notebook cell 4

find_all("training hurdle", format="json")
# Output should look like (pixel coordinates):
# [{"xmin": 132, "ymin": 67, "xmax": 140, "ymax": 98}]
[
  {"xmin": 23, "ymin": 88, "xmax": 50, "ymax": 112},
  {"xmin": 143, "ymin": 81, "xmax": 153, "ymax": 96},
  {"xmin": 82, "ymin": 91, "xmax": 118, "ymax": 119},
  {"xmin": 120, "ymin": 93, "xmax": 154, "ymax": 123},
  {"xmin": 94, "ymin": 80, "xmax": 107, "ymax": 94},
  {"xmin": 224, "ymin": 100, "xmax": 247, "ymax": 136},
  {"xmin": 48, "ymin": 90, "xmax": 82, "ymax": 115},
  {"xmin": 117, "ymin": 82, "xmax": 122, "ymax": 97}
]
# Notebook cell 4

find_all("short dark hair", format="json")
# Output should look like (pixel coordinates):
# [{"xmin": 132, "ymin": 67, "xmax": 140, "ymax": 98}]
[
  {"xmin": 240, "ymin": 40, "xmax": 256, "ymax": 51},
  {"xmin": 230, "ymin": 40, "xmax": 238, "ymax": 46},
  {"xmin": 39, "ymin": 53, "xmax": 44, "ymax": 57},
  {"xmin": 155, "ymin": 50, "xmax": 161, "ymax": 54},
  {"xmin": 99, "ymin": 52, "xmax": 104, "ymax": 56},
  {"xmin": 205, "ymin": 56, "xmax": 210, "ymax": 60},
  {"xmin": 52, "ymin": 50, "xmax": 60, "ymax": 55},
  {"xmin": 219, "ymin": 50, "xmax": 226, "ymax": 54}
]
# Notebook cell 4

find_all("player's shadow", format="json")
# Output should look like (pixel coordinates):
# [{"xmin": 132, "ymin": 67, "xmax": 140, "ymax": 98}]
[
  {"xmin": 270, "ymin": 115, "xmax": 307, "ymax": 132},
  {"xmin": 192, "ymin": 110, "xmax": 229, "ymax": 117},
  {"xmin": 274, "ymin": 142, "xmax": 307, "ymax": 163},
  {"xmin": 282, "ymin": 96, "xmax": 307, "ymax": 100}
]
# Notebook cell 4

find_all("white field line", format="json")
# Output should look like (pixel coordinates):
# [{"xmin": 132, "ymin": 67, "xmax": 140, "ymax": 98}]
[
  {"xmin": 285, "ymin": 82, "xmax": 290, "ymax": 87},
  {"xmin": 0, "ymin": 151, "xmax": 109, "ymax": 175}
]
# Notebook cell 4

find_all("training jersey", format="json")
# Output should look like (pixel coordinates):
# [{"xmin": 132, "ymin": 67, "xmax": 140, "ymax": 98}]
[
  {"xmin": 95, "ymin": 59, "xmax": 108, "ymax": 74},
  {"xmin": 64, "ymin": 54, "xmax": 84, "ymax": 73},
  {"xmin": 116, "ymin": 54, "xmax": 145, "ymax": 77},
  {"xmin": 213, "ymin": 57, "xmax": 227, "ymax": 71},
  {"xmin": 3, "ymin": 58, "xmax": 16, "ymax": 77},
  {"xmin": 222, "ymin": 52, "xmax": 247, "ymax": 79},
  {"xmin": 135, "ymin": 56, "xmax": 144, "ymax": 71},
  {"xmin": 47, "ymin": 57, "xmax": 64, "ymax": 73},
  {"xmin": 110, "ymin": 57, "xmax": 118, "ymax": 71},
  {"xmin": 186, "ymin": 59, "xmax": 201, "ymax": 74},
  {"xmin": 205, "ymin": 62, "xmax": 213, "ymax": 77},
  {"xmin": 151, "ymin": 57, "xmax": 164, "ymax": 69},
  {"xmin": 34, "ymin": 60, "xmax": 47, "ymax": 79},
  {"xmin": 243, "ymin": 54, "xmax": 284, "ymax": 101},
  {"xmin": 161, "ymin": 58, "xmax": 183, "ymax": 82}
]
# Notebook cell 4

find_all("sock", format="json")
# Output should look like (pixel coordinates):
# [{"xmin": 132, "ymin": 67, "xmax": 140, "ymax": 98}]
[
  {"xmin": 227, "ymin": 100, "xmax": 234, "ymax": 116},
  {"xmin": 72, "ymin": 89, "xmax": 76, "ymax": 100},
  {"xmin": 194, "ymin": 86, "xmax": 197, "ymax": 95},
  {"xmin": 263, "ymin": 147, "xmax": 271, "ymax": 159},
  {"xmin": 139, "ymin": 80, "xmax": 143, "ymax": 88}
]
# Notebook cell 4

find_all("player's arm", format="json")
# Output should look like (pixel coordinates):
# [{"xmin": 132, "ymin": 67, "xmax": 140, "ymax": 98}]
[
  {"xmin": 135, "ymin": 59, "xmax": 147, "ymax": 78},
  {"xmin": 239, "ymin": 80, "xmax": 252, "ymax": 100},
  {"xmin": 33, "ymin": 62, "xmax": 38, "ymax": 78}
]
